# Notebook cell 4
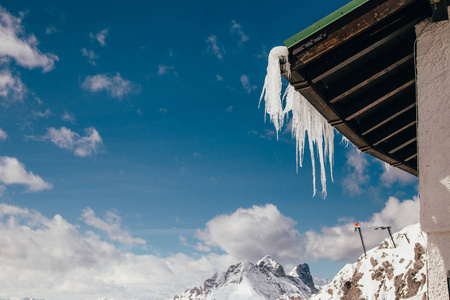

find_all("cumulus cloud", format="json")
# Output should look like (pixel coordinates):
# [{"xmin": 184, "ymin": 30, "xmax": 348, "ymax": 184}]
[
  {"xmin": 81, "ymin": 73, "xmax": 140, "ymax": 98},
  {"xmin": 230, "ymin": 20, "xmax": 249, "ymax": 45},
  {"xmin": 341, "ymin": 148, "xmax": 369, "ymax": 195},
  {"xmin": 216, "ymin": 74, "xmax": 223, "ymax": 81},
  {"xmin": 197, "ymin": 204, "xmax": 303, "ymax": 262},
  {"xmin": 0, "ymin": 203, "xmax": 236, "ymax": 299},
  {"xmin": 0, "ymin": 128, "xmax": 7, "ymax": 140},
  {"xmin": 81, "ymin": 48, "xmax": 98, "ymax": 65},
  {"xmin": 0, "ymin": 69, "xmax": 26, "ymax": 102},
  {"xmin": 82, "ymin": 207, "xmax": 146, "ymax": 245},
  {"xmin": 240, "ymin": 74, "xmax": 256, "ymax": 93},
  {"xmin": 45, "ymin": 126, "xmax": 103, "ymax": 157},
  {"xmin": 304, "ymin": 196, "xmax": 419, "ymax": 261},
  {"xmin": 0, "ymin": 7, "xmax": 58, "ymax": 71},
  {"xmin": 205, "ymin": 35, "xmax": 224, "ymax": 60},
  {"xmin": 45, "ymin": 25, "xmax": 59, "ymax": 35},
  {"xmin": 61, "ymin": 112, "xmax": 75, "ymax": 123},
  {"xmin": 0, "ymin": 156, "xmax": 52, "ymax": 192},
  {"xmin": 32, "ymin": 108, "xmax": 52, "ymax": 119},
  {"xmin": 380, "ymin": 163, "xmax": 417, "ymax": 187},
  {"xmin": 90, "ymin": 29, "xmax": 108, "ymax": 47},
  {"xmin": 157, "ymin": 64, "xmax": 175, "ymax": 76}
]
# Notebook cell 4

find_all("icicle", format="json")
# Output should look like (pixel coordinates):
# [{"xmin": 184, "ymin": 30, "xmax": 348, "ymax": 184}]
[
  {"xmin": 260, "ymin": 46, "xmax": 336, "ymax": 197},
  {"xmin": 340, "ymin": 135, "xmax": 351, "ymax": 148},
  {"xmin": 283, "ymin": 85, "xmax": 335, "ymax": 197},
  {"xmin": 259, "ymin": 46, "xmax": 290, "ymax": 139},
  {"xmin": 384, "ymin": 162, "xmax": 392, "ymax": 172}
]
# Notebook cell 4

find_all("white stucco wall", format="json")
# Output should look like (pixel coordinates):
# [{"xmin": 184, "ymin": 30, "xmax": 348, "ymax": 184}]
[{"xmin": 416, "ymin": 8, "xmax": 450, "ymax": 299}]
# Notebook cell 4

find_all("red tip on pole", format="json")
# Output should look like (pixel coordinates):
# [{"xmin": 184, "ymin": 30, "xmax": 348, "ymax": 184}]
[{"xmin": 355, "ymin": 222, "xmax": 359, "ymax": 227}]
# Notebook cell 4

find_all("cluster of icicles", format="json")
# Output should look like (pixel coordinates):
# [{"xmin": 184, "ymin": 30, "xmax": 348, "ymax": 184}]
[{"xmin": 259, "ymin": 46, "xmax": 335, "ymax": 197}]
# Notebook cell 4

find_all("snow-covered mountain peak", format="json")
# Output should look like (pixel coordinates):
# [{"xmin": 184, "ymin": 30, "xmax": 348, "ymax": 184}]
[
  {"xmin": 312, "ymin": 223, "xmax": 427, "ymax": 300},
  {"xmin": 174, "ymin": 224, "xmax": 429, "ymax": 300},
  {"xmin": 257, "ymin": 255, "xmax": 286, "ymax": 277},
  {"xmin": 174, "ymin": 256, "xmax": 316, "ymax": 300},
  {"xmin": 287, "ymin": 263, "xmax": 318, "ymax": 293}
]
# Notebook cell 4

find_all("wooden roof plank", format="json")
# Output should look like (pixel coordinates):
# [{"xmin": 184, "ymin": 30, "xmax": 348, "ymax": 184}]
[
  {"xmin": 361, "ymin": 102, "xmax": 415, "ymax": 135},
  {"xmin": 345, "ymin": 79, "xmax": 415, "ymax": 121},
  {"xmin": 292, "ymin": 0, "xmax": 417, "ymax": 65},
  {"xmin": 328, "ymin": 53, "xmax": 413, "ymax": 103},
  {"xmin": 388, "ymin": 137, "xmax": 417, "ymax": 154},
  {"xmin": 372, "ymin": 120, "xmax": 416, "ymax": 146},
  {"xmin": 305, "ymin": 14, "xmax": 423, "ymax": 82}
]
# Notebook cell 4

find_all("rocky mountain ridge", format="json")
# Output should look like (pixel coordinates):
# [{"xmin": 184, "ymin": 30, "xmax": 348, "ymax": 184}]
[
  {"xmin": 174, "ymin": 224, "xmax": 427, "ymax": 300},
  {"xmin": 174, "ymin": 255, "xmax": 316, "ymax": 300}
]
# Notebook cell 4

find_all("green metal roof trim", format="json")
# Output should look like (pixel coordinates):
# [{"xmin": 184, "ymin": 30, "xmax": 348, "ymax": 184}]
[{"xmin": 284, "ymin": 0, "xmax": 371, "ymax": 49}]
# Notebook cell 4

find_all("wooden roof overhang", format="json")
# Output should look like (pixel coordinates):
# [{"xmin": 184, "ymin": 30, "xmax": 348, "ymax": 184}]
[{"xmin": 281, "ymin": 0, "xmax": 448, "ymax": 176}]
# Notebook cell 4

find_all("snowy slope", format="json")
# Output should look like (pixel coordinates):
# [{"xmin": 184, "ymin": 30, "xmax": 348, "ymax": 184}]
[
  {"xmin": 175, "ymin": 224, "xmax": 428, "ymax": 300},
  {"xmin": 173, "ymin": 256, "xmax": 317, "ymax": 300},
  {"xmin": 311, "ymin": 224, "xmax": 427, "ymax": 300}
]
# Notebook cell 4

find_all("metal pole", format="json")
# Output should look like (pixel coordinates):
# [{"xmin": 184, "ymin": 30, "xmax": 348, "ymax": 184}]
[
  {"xmin": 355, "ymin": 225, "xmax": 367, "ymax": 257},
  {"xmin": 387, "ymin": 227, "xmax": 397, "ymax": 248},
  {"xmin": 401, "ymin": 233, "xmax": 410, "ymax": 244}
]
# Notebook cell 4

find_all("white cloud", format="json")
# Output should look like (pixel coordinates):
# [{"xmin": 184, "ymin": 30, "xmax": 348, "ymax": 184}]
[
  {"xmin": 216, "ymin": 74, "xmax": 223, "ymax": 81},
  {"xmin": 0, "ymin": 7, "xmax": 58, "ymax": 72},
  {"xmin": 0, "ymin": 69, "xmax": 26, "ymax": 102},
  {"xmin": 197, "ymin": 204, "xmax": 303, "ymax": 262},
  {"xmin": 230, "ymin": 20, "xmax": 249, "ymax": 45},
  {"xmin": 0, "ymin": 203, "xmax": 237, "ymax": 299},
  {"xmin": 45, "ymin": 126, "xmax": 103, "ymax": 157},
  {"xmin": 341, "ymin": 147, "xmax": 369, "ymax": 195},
  {"xmin": 159, "ymin": 107, "xmax": 168, "ymax": 113},
  {"xmin": 205, "ymin": 35, "xmax": 224, "ymax": 60},
  {"xmin": 0, "ymin": 128, "xmax": 7, "ymax": 140},
  {"xmin": 81, "ymin": 73, "xmax": 140, "ymax": 98},
  {"xmin": 380, "ymin": 163, "xmax": 416, "ymax": 187},
  {"xmin": 81, "ymin": 207, "xmax": 146, "ymax": 245},
  {"xmin": 90, "ymin": 29, "xmax": 108, "ymax": 47},
  {"xmin": 45, "ymin": 25, "xmax": 59, "ymax": 35},
  {"xmin": 240, "ymin": 74, "xmax": 256, "ymax": 93},
  {"xmin": 61, "ymin": 112, "xmax": 75, "ymax": 123},
  {"xmin": 81, "ymin": 48, "xmax": 98, "ymax": 65},
  {"xmin": 157, "ymin": 64, "xmax": 174, "ymax": 76},
  {"xmin": 226, "ymin": 106, "xmax": 233, "ymax": 112},
  {"xmin": 32, "ymin": 108, "xmax": 52, "ymax": 119},
  {"xmin": 304, "ymin": 196, "xmax": 419, "ymax": 261},
  {"xmin": 0, "ymin": 156, "xmax": 52, "ymax": 192},
  {"xmin": 256, "ymin": 46, "xmax": 269, "ymax": 59},
  {"xmin": 0, "ymin": 199, "xmax": 420, "ymax": 298}
]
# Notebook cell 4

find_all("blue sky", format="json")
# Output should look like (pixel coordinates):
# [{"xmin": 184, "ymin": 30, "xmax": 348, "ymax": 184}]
[{"xmin": 0, "ymin": 0, "xmax": 419, "ymax": 299}]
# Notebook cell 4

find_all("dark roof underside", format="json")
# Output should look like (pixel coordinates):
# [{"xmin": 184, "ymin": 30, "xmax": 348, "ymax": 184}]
[{"xmin": 282, "ymin": 0, "xmax": 436, "ymax": 176}]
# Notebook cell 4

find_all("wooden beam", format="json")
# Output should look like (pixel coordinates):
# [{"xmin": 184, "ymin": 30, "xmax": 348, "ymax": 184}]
[
  {"xmin": 388, "ymin": 137, "xmax": 416, "ymax": 154},
  {"xmin": 296, "ymin": 83, "xmax": 370, "ymax": 148},
  {"xmin": 392, "ymin": 141, "xmax": 417, "ymax": 162},
  {"xmin": 429, "ymin": 0, "xmax": 449, "ymax": 22},
  {"xmin": 292, "ymin": 0, "xmax": 417, "ymax": 65},
  {"xmin": 373, "ymin": 120, "xmax": 416, "ymax": 146},
  {"xmin": 307, "ymin": 19, "xmax": 418, "ymax": 83},
  {"xmin": 381, "ymin": 125, "xmax": 417, "ymax": 154},
  {"xmin": 404, "ymin": 153, "xmax": 417, "ymax": 162},
  {"xmin": 361, "ymin": 101, "xmax": 415, "ymax": 135},
  {"xmin": 345, "ymin": 79, "xmax": 415, "ymax": 121},
  {"xmin": 328, "ymin": 53, "xmax": 413, "ymax": 103}
]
